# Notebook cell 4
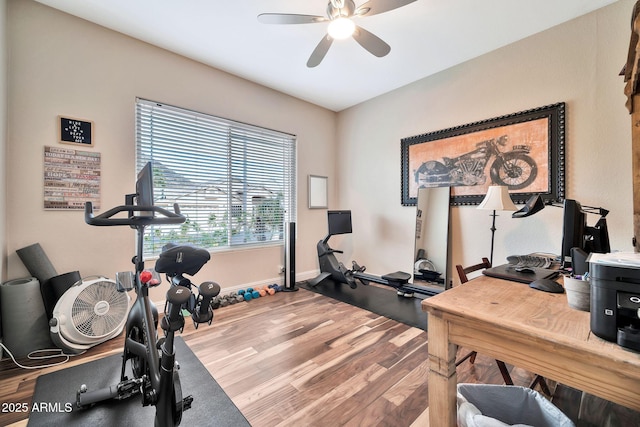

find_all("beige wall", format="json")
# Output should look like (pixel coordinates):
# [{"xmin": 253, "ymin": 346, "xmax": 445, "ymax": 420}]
[
  {"xmin": 4, "ymin": 0, "xmax": 636, "ymax": 295},
  {"xmin": 1, "ymin": 0, "xmax": 6, "ymax": 282},
  {"xmin": 337, "ymin": 0, "xmax": 635, "ymax": 285},
  {"xmin": 5, "ymin": 0, "xmax": 337, "ymax": 297}
]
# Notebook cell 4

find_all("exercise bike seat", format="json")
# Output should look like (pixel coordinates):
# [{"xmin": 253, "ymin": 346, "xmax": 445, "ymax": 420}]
[
  {"xmin": 381, "ymin": 271, "xmax": 411, "ymax": 286},
  {"xmin": 155, "ymin": 244, "xmax": 211, "ymax": 276}
]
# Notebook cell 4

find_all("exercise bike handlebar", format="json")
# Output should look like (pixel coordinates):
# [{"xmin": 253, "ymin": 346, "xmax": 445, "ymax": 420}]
[{"xmin": 84, "ymin": 201, "xmax": 186, "ymax": 227}]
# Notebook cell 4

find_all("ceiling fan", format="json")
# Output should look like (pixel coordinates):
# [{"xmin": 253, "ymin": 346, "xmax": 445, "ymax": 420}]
[{"xmin": 258, "ymin": 0, "xmax": 417, "ymax": 68}]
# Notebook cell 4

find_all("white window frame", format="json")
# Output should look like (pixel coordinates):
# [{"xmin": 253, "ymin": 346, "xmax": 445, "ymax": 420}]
[{"xmin": 135, "ymin": 98, "xmax": 297, "ymax": 258}]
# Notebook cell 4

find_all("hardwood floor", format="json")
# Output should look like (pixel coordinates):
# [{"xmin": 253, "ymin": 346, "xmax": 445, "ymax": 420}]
[
  {"xmin": 185, "ymin": 289, "xmax": 431, "ymax": 426},
  {"xmin": 0, "ymin": 287, "xmax": 638, "ymax": 426}
]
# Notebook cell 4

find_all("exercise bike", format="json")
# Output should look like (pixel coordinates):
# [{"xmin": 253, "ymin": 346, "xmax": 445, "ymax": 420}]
[
  {"xmin": 307, "ymin": 210, "xmax": 442, "ymax": 298},
  {"xmin": 77, "ymin": 172, "xmax": 220, "ymax": 426}
]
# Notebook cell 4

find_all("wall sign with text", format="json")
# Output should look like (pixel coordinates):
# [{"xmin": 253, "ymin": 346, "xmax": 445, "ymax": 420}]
[
  {"xmin": 44, "ymin": 146, "xmax": 100, "ymax": 210},
  {"xmin": 58, "ymin": 116, "xmax": 94, "ymax": 146}
]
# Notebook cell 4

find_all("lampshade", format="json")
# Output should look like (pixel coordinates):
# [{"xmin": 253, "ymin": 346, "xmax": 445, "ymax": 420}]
[
  {"xmin": 328, "ymin": 17, "xmax": 355, "ymax": 39},
  {"xmin": 477, "ymin": 185, "xmax": 517, "ymax": 211}
]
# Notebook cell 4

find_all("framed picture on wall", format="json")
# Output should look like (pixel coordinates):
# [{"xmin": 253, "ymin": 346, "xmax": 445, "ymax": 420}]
[
  {"xmin": 44, "ymin": 146, "xmax": 101, "ymax": 209},
  {"xmin": 58, "ymin": 115, "xmax": 94, "ymax": 146},
  {"xmin": 308, "ymin": 175, "xmax": 328, "ymax": 209},
  {"xmin": 400, "ymin": 102, "xmax": 565, "ymax": 206}
]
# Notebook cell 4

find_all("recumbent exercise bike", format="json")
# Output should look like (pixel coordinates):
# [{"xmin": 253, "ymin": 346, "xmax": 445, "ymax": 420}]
[{"xmin": 77, "ymin": 163, "xmax": 220, "ymax": 427}]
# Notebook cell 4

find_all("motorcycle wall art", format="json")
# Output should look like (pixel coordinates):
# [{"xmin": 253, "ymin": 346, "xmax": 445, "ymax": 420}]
[
  {"xmin": 402, "ymin": 103, "xmax": 566, "ymax": 207},
  {"xmin": 413, "ymin": 134, "xmax": 537, "ymax": 190}
]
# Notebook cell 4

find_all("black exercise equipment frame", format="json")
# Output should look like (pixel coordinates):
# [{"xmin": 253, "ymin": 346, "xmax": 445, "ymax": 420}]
[
  {"xmin": 77, "ymin": 199, "xmax": 220, "ymax": 427},
  {"xmin": 308, "ymin": 230, "xmax": 442, "ymax": 298}
]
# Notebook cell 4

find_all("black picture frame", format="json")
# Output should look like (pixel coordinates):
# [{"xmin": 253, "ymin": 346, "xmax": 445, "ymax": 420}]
[
  {"xmin": 58, "ymin": 115, "xmax": 94, "ymax": 146},
  {"xmin": 401, "ymin": 102, "xmax": 565, "ymax": 206}
]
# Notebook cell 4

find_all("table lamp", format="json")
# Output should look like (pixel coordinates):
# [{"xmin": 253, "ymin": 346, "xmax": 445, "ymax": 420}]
[{"xmin": 477, "ymin": 185, "xmax": 517, "ymax": 265}]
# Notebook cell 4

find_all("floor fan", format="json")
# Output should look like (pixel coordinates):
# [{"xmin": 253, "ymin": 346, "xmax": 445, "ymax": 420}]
[{"xmin": 50, "ymin": 277, "xmax": 130, "ymax": 354}]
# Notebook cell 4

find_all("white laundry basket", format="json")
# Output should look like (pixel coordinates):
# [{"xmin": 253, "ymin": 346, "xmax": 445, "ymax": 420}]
[{"xmin": 457, "ymin": 384, "xmax": 575, "ymax": 427}]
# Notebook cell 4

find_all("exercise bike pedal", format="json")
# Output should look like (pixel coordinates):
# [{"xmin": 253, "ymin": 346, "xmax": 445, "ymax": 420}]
[
  {"xmin": 182, "ymin": 395, "xmax": 194, "ymax": 412},
  {"xmin": 76, "ymin": 380, "xmax": 132, "ymax": 408}
]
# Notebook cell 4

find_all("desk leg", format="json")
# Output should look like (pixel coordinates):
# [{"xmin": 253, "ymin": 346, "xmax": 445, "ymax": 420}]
[{"xmin": 428, "ymin": 311, "xmax": 457, "ymax": 427}]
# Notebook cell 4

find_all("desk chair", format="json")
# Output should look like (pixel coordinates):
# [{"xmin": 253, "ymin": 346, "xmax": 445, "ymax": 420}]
[{"xmin": 455, "ymin": 258, "xmax": 551, "ymax": 395}]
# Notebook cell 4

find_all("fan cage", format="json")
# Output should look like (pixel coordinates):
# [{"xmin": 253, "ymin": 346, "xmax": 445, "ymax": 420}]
[
  {"xmin": 71, "ymin": 280, "xmax": 129, "ymax": 338},
  {"xmin": 414, "ymin": 259, "xmax": 436, "ymax": 272}
]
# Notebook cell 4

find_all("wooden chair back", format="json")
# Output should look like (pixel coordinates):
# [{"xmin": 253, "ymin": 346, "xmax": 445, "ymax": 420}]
[{"xmin": 456, "ymin": 257, "xmax": 491, "ymax": 284}]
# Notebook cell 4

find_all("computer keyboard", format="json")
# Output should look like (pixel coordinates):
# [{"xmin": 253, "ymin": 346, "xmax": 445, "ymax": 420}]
[{"xmin": 506, "ymin": 254, "xmax": 553, "ymax": 269}]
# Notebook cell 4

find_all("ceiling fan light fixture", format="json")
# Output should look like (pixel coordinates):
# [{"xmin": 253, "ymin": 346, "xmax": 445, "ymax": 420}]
[{"xmin": 327, "ymin": 17, "xmax": 355, "ymax": 40}]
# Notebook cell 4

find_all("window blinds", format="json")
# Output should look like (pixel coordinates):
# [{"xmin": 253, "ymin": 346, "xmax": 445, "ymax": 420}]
[{"xmin": 135, "ymin": 99, "xmax": 297, "ymax": 257}]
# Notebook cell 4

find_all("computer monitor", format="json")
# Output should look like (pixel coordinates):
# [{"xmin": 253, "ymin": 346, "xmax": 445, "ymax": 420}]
[
  {"xmin": 560, "ymin": 199, "xmax": 610, "ymax": 268},
  {"xmin": 328, "ymin": 210, "xmax": 352, "ymax": 236},
  {"xmin": 135, "ymin": 162, "xmax": 154, "ymax": 218}
]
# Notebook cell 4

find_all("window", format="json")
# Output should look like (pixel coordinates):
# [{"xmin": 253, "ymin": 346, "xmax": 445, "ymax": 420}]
[{"xmin": 136, "ymin": 99, "xmax": 296, "ymax": 258}]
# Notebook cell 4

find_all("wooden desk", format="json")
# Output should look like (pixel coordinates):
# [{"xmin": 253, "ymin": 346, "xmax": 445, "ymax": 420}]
[{"xmin": 421, "ymin": 275, "xmax": 640, "ymax": 427}]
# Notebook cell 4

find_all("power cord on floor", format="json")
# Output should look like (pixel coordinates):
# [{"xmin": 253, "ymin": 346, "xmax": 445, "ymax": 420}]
[{"xmin": 0, "ymin": 342, "xmax": 85, "ymax": 369}]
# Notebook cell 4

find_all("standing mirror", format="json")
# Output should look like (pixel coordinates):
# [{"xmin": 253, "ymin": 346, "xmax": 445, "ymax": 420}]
[{"xmin": 413, "ymin": 186, "xmax": 451, "ymax": 290}]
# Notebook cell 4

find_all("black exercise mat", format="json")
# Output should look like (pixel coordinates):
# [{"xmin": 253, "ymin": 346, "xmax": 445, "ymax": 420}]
[
  {"xmin": 28, "ymin": 336, "xmax": 250, "ymax": 427},
  {"xmin": 299, "ymin": 280, "xmax": 428, "ymax": 330}
]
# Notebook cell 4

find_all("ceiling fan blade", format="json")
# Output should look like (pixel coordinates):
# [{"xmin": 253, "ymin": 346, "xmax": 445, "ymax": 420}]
[
  {"xmin": 258, "ymin": 13, "xmax": 327, "ymax": 25},
  {"xmin": 352, "ymin": 26, "xmax": 390, "ymax": 57},
  {"xmin": 355, "ymin": 0, "xmax": 417, "ymax": 17},
  {"xmin": 307, "ymin": 35, "xmax": 334, "ymax": 68}
]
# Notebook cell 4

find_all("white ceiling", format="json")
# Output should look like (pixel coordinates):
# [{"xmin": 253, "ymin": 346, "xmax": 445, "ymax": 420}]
[{"xmin": 34, "ymin": 0, "xmax": 619, "ymax": 112}]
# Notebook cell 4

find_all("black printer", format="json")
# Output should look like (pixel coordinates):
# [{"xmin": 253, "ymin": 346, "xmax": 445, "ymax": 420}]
[{"xmin": 589, "ymin": 253, "xmax": 640, "ymax": 352}]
